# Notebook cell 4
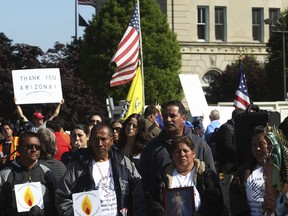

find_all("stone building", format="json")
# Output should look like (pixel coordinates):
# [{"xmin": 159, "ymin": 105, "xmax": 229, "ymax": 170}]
[{"xmin": 95, "ymin": 0, "xmax": 288, "ymax": 100}]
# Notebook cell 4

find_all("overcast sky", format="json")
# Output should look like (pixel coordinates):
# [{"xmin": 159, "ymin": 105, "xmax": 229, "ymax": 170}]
[{"xmin": 0, "ymin": 0, "xmax": 95, "ymax": 51}]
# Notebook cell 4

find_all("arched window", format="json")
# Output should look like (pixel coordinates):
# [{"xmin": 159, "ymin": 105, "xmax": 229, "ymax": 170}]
[
  {"xmin": 202, "ymin": 70, "xmax": 221, "ymax": 88},
  {"xmin": 203, "ymin": 70, "xmax": 222, "ymax": 104}
]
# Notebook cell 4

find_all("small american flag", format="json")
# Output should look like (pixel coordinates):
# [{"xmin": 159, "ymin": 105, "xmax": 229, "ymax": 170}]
[
  {"xmin": 110, "ymin": 3, "xmax": 140, "ymax": 87},
  {"xmin": 78, "ymin": 0, "xmax": 95, "ymax": 7},
  {"xmin": 234, "ymin": 62, "xmax": 250, "ymax": 109}
]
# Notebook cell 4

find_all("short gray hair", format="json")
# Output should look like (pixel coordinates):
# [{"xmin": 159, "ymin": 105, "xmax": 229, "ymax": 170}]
[
  {"xmin": 37, "ymin": 128, "xmax": 57, "ymax": 159},
  {"xmin": 209, "ymin": 109, "xmax": 220, "ymax": 120}
]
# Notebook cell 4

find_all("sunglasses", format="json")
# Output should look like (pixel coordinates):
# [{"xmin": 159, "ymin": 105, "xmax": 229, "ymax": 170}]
[
  {"xmin": 112, "ymin": 127, "xmax": 122, "ymax": 133},
  {"xmin": 24, "ymin": 144, "xmax": 41, "ymax": 151},
  {"xmin": 90, "ymin": 120, "xmax": 102, "ymax": 124}
]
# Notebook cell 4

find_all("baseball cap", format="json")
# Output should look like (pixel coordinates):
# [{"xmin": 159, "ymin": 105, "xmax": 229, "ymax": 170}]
[{"xmin": 33, "ymin": 112, "xmax": 45, "ymax": 119}]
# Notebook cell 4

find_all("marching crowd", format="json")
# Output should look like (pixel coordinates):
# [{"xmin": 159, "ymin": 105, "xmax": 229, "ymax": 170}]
[{"xmin": 0, "ymin": 99, "xmax": 288, "ymax": 216}]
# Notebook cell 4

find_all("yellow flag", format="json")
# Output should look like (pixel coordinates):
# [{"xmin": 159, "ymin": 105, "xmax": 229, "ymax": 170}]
[{"xmin": 120, "ymin": 66, "xmax": 143, "ymax": 120}]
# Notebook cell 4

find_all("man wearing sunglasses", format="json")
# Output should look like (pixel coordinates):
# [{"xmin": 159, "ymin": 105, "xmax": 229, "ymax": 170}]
[{"xmin": 0, "ymin": 132, "xmax": 57, "ymax": 216}]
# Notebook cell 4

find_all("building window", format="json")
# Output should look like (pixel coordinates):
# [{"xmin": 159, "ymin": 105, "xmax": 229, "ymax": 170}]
[
  {"xmin": 198, "ymin": 7, "xmax": 209, "ymax": 41},
  {"xmin": 252, "ymin": 8, "xmax": 263, "ymax": 41},
  {"xmin": 203, "ymin": 70, "xmax": 221, "ymax": 87},
  {"xmin": 269, "ymin": 8, "xmax": 280, "ymax": 33},
  {"xmin": 203, "ymin": 70, "xmax": 222, "ymax": 104},
  {"xmin": 215, "ymin": 7, "xmax": 226, "ymax": 41}
]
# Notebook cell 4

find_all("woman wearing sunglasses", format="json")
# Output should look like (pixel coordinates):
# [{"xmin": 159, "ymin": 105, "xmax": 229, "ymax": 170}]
[{"xmin": 111, "ymin": 119, "xmax": 123, "ymax": 145}]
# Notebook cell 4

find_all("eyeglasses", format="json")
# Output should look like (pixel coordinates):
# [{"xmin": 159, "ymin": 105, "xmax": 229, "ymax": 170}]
[
  {"xmin": 90, "ymin": 120, "xmax": 102, "ymax": 124},
  {"xmin": 112, "ymin": 127, "xmax": 122, "ymax": 133},
  {"xmin": 24, "ymin": 144, "xmax": 41, "ymax": 151}
]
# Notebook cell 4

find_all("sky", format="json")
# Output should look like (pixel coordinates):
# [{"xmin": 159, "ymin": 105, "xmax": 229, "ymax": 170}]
[{"xmin": 0, "ymin": 0, "xmax": 96, "ymax": 51}]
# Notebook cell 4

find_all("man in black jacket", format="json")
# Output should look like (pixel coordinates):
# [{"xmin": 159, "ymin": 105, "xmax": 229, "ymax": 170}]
[
  {"xmin": 217, "ymin": 108, "xmax": 244, "ymax": 214},
  {"xmin": 140, "ymin": 100, "xmax": 215, "ymax": 216},
  {"xmin": 0, "ymin": 132, "xmax": 57, "ymax": 216},
  {"xmin": 56, "ymin": 123, "xmax": 146, "ymax": 216}
]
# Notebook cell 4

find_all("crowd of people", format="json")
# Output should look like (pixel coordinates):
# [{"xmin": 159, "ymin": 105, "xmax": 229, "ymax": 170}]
[{"xmin": 0, "ymin": 99, "xmax": 288, "ymax": 216}]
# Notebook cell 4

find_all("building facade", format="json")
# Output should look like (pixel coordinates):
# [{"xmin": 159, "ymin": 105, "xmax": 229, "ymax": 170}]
[
  {"xmin": 95, "ymin": 0, "xmax": 288, "ymax": 99},
  {"xmin": 158, "ymin": 0, "xmax": 287, "ymax": 88}
]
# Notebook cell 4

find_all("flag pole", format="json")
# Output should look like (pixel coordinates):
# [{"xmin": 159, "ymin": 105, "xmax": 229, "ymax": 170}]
[
  {"xmin": 238, "ymin": 47, "xmax": 243, "ymax": 69},
  {"xmin": 137, "ymin": 0, "xmax": 145, "ymax": 111},
  {"xmin": 75, "ymin": 0, "xmax": 78, "ymax": 40}
]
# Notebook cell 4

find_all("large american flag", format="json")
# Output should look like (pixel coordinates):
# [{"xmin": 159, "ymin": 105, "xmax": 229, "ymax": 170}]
[
  {"xmin": 78, "ymin": 0, "xmax": 95, "ymax": 7},
  {"xmin": 110, "ymin": 3, "xmax": 140, "ymax": 87},
  {"xmin": 234, "ymin": 62, "xmax": 250, "ymax": 109}
]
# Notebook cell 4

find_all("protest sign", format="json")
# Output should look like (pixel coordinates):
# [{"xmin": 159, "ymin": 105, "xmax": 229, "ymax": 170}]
[
  {"xmin": 72, "ymin": 190, "xmax": 101, "ymax": 216},
  {"xmin": 179, "ymin": 74, "xmax": 208, "ymax": 116},
  {"xmin": 14, "ymin": 182, "xmax": 44, "ymax": 212},
  {"xmin": 12, "ymin": 68, "xmax": 63, "ymax": 104}
]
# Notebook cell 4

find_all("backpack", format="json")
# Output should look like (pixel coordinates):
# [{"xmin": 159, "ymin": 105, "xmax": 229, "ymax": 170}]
[{"xmin": 206, "ymin": 128, "xmax": 220, "ymax": 161}]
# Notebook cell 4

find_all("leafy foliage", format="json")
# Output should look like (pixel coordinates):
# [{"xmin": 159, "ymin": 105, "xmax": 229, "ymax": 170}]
[
  {"xmin": 80, "ymin": 0, "xmax": 182, "ymax": 105},
  {"xmin": 0, "ymin": 35, "xmax": 105, "ymax": 130},
  {"xmin": 207, "ymin": 55, "xmax": 269, "ymax": 103},
  {"xmin": 266, "ymin": 9, "xmax": 288, "ymax": 100}
]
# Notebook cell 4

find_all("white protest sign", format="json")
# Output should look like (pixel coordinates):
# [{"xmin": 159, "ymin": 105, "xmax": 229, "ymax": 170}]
[
  {"xmin": 14, "ymin": 182, "xmax": 44, "ymax": 212},
  {"xmin": 12, "ymin": 68, "xmax": 63, "ymax": 104},
  {"xmin": 72, "ymin": 190, "xmax": 101, "ymax": 216},
  {"xmin": 179, "ymin": 74, "xmax": 208, "ymax": 117}
]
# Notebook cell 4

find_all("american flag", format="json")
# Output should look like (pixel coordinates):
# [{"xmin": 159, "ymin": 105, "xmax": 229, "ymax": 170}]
[
  {"xmin": 110, "ymin": 3, "xmax": 140, "ymax": 87},
  {"xmin": 234, "ymin": 62, "xmax": 250, "ymax": 109},
  {"xmin": 78, "ymin": 0, "xmax": 95, "ymax": 7}
]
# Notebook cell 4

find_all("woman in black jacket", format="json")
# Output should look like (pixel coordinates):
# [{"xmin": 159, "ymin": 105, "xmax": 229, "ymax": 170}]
[{"xmin": 162, "ymin": 136, "xmax": 224, "ymax": 216}]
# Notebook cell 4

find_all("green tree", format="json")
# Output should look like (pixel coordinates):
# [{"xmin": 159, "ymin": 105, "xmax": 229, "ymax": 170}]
[
  {"xmin": 80, "ymin": 0, "xmax": 182, "ymax": 106},
  {"xmin": 266, "ymin": 9, "xmax": 288, "ymax": 101},
  {"xmin": 41, "ymin": 40, "xmax": 107, "ymax": 129},
  {"xmin": 0, "ymin": 33, "xmax": 43, "ymax": 121},
  {"xmin": 0, "ymin": 34, "xmax": 106, "ymax": 130},
  {"xmin": 207, "ymin": 55, "xmax": 268, "ymax": 103}
]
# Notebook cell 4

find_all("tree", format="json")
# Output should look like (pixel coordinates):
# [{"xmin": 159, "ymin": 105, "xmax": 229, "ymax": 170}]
[
  {"xmin": 80, "ymin": 0, "xmax": 182, "ymax": 106},
  {"xmin": 0, "ymin": 33, "xmax": 44, "ymax": 121},
  {"xmin": 40, "ymin": 40, "xmax": 107, "ymax": 129},
  {"xmin": 266, "ymin": 9, "xmax": 288, "ymax": 101},
  {"xmin": 206, "ymin": 55, "xmax": 268, "ymax": 103},
  {"xmin": 0, "ymin": 34, "xmax": 106, "ymax": 130}
]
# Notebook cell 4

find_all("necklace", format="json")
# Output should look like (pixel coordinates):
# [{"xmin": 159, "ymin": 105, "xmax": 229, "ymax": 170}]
[
  {"xmin": 174, "ymin": 169, "xmax": 193, "ymax": 187},
  {"xmin": 95, "ymin": 160, "xmax": 112, "ymax": 196},
  {"xmin": 96, "ymin": 160, "xmax": 110, "ymax": 179}
]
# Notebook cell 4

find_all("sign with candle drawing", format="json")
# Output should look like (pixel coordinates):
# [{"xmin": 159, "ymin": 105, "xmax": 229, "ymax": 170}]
[
  {"xmin": 72, "ymin": 190, "xmax": 101, "ymax": 216},
  {"xmin": 14, "ymin": 182, "xmax": 43, "ymax": 212},
  {"xmin": 12, "ymin": 68, "xmax": 63, "ymax": 105}
]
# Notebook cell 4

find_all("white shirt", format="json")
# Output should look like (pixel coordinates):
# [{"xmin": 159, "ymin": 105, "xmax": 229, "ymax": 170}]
[
  {"xmin": 245, "ymin": 165, "xmax": 265, "ymax": 216},
  {"xmin": 171, "ymin": 167, "xmax": 201, "ymax": 212},
  {"xmin": 92, "ymin": 159, "xmax": 117, "ymax": 216}
]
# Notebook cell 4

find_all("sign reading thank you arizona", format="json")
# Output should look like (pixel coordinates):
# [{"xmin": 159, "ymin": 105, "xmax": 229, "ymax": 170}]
[{"xmin": 12, "ymin": 68, "xmax": 63, "ymax": 104}]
